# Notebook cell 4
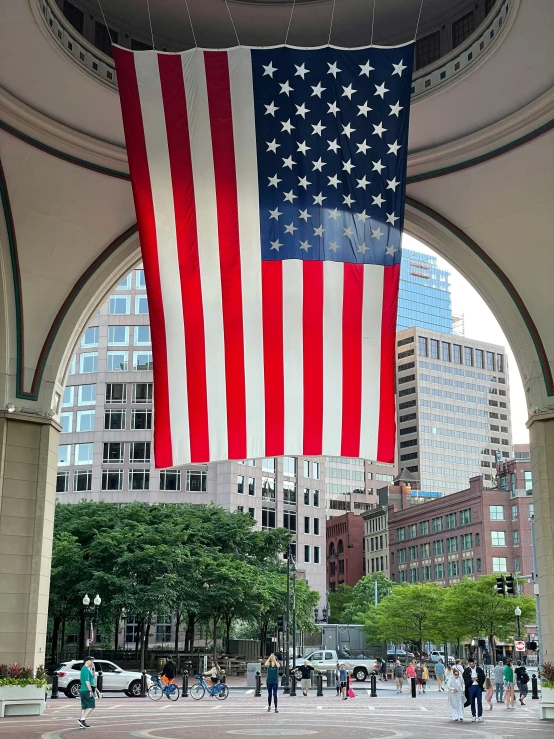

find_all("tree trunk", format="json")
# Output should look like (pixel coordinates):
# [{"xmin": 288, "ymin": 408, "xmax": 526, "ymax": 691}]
[
  {"xmin": 225, "ymin": 614, "xmax": 232, "ymax": 654},
  {"xmin": 174, "ymin": 611, "xmax": 181, "ymax": 658},
  {"xmin": 140, "ymin": 620, "xmax": 151, "ymax": 671},
  {"xmin": 135, "ymin": 620, "xmax": 141, "ymax": 661},
  {"xmin": 114, "ymin": 616, "xmax": 120, "ymax": 655},
  {"xmin": 60, "ymin": 619, "xmax": 66, "ymax": 663},
  {"xmin": 212, "ymin": 617, "xmax": 219, "ymax": 661},
  {"xmin": 186, "ymin": 612, "xmax": 196, "ymax": 652},
  {"xmin": 51, "ymin": 615, "xmax": 61, "ymax": 664}
]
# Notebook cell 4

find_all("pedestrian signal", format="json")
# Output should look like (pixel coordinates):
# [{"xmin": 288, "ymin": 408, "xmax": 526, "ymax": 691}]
[{"xmin": 277, "ymin": 615, "xmax": 284, "ymax": 632}]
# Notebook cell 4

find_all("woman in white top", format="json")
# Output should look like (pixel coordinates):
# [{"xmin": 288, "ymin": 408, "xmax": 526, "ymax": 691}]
[{"xmin": 447, "ymin": 668, "xmax": 465, "ymax": 721}]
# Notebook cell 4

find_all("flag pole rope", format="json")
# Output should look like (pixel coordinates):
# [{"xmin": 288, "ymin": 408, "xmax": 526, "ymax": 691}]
[
  {"xmin": 414, "ymin": 0, "xmax": 425, "ymax": 41},
  {"xmin": 96, "ymin": 0, "xmax": 113, "ymax": 45},
  {"xmin": 145, "ymin": 0, "xmax": 155, "ymax": 49},
  {"xmin": 327, "ymin": 0, "xmax": 336, "ymax": 46},
  {"xmin": 184, "ymin": 0, "xmax": 198, "ymax": 48},
  {"xmin": 370, "ymin": 0, "xmax": 376, "ymax": 46},
  {"xmin": 284, "ymin": 0, "xmax": 296, "ymax": 46},
  {"xmin": 225, "ymin": 0, "xmax": 241, "ymax": 47}
]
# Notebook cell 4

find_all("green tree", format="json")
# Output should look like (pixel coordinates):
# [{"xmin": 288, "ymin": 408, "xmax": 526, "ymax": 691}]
[
  {"xmin": 342, "ymin": 573, "xmax": 395, "ymax": 622},
  {"xmin": 328, "ymin": 584, "xmax": 354, "ymax": 623},
  {"xmin": 373, "ymin": 583, "xmax": 445, "ymax": 650}
]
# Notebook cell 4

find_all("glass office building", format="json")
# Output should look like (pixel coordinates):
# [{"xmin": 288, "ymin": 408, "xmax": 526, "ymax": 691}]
[{"xmin": 397, "ymin": 248, "xmax": 453, "ymax": 334}]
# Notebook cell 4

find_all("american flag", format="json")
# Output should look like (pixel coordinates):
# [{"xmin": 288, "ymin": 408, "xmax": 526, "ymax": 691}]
[{"xmin": 113, "ymin": 43, "xmax": 413, "ymax": 467}]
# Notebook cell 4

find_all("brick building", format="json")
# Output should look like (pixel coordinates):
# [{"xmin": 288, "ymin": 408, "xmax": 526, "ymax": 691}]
[{"xmin": 327, "ymin": 513, "xmax": 365, "ymax": 591}]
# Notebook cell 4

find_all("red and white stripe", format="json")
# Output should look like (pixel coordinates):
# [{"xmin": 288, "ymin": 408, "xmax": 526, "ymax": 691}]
[{"xmin": 114, "ymin": 46, "xmax": 398, "ymax": 467}]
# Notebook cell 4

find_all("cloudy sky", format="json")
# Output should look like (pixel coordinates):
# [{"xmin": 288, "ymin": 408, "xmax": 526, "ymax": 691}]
[{"xmin": 404, "ymin": 234, "xmax": 529, "ymax": 444}]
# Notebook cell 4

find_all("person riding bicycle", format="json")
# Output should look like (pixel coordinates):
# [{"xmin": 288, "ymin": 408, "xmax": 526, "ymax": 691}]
[
  {"xmin": 160, "ymin": 657, "xmax": 176, "ymax": 686},
  {"xmin": 203, "ymin": 662, "xmax": 222, "ymax": 688}
]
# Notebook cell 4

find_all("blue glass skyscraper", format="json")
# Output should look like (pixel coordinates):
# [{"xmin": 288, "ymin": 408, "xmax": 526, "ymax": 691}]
[{"xmin": 397, "ymin": 247, "xmax": 453, "ymax": 333}]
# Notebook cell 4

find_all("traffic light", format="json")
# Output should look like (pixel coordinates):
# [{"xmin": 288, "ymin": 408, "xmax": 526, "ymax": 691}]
[
  {"xmin": 495, "ymin": 576, "xmax": 506, "ymax": 595},
  {"xmin": 527, "ymin": 641, "xmax": 537, "ymax": 651},
  {"xmin": 505, "ymin": 574, "xmax": 515, "ymax": 595},
  {"xmin": 277, "ymin": 615, "xmax": 284, "ymax": 632}
]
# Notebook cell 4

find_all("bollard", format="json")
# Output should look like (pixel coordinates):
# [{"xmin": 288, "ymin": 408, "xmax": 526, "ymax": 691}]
[
  {"xmin": 531, "ymin": 673, "xmax": 539, "ymax": 700},
  {"xmin": 290, "ymin": 672, "xmax": 297, "ymax": 697},
  {"xmin": 255, "ymin": 671, "xmax": 262, "ymax": 697},
  {"xmin": 140, "ymin": 670, "xmax": 147, "ymax": 698},
  {"xmin": 182, "ymin": 670, "xmax": 189, "ymax": 697},
  {"xmin": 97, "ymin": 670, "xmax": 103, "ymax": 693},
  {"xmin": 317, "ymin": 672, "xmax": 323, "ymax": 697},
  {"xmin": 411, "ymin": 676, "xmax": 416, "ymax": 698},
  {"xmin": 370, "ymin": 672, "xmax": 377, "ymax": 698},
  {"xmin": 51, "ymin": 671, "xmax": 59, "ymax": 699}
]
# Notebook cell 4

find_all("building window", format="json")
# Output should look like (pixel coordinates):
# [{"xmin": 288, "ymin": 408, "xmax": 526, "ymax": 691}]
[
  {"xmin": 283, "ymin": 511, "xmax": 296, "ymax": 533},
  {"xmin": 58, "ymin": 444, "xmax": 71, "ymax": 466},
  {"xmin": 248, "ymin": 477, "xmax": 255, "ymax": 496},
  {"xmin": 73, "ymin": 469, "xmax": 92, "ymax": 492},
  {"xmin": 124, "ymin": 620, "xmax": 139, "ymax": 644},
  {"xmin": 75, "ymin": 442, "xmax": 94, "ymax": 465},
  {"xmin": 303, "ymin": 460, "xmax": 311, "ymax": 477},
  {"xmin": 81, "ymin": 327, "xmax": 99, "ymax": 348},
  {"xmin": 109, "ymin": 295, "xmax": 130, "ymax": 315},
  {"xmin": 130, "ymin": 441, "xmax": 151, "ymax": 464},
  {"xmin": 418, "ymin": 337, "xmax": 428, "ymax": 356},
  {"xmin": 461, "ymin": 558, "xmax": 474, "ymax": 576},
  {"xmin": 464, "ymin": 347, "xmax": 473, "ymax": 366},
  {"xmin": 314, "ymin": 546, "xmax": 320, "ymax": 564},
  {"xmin": 304, "ymin": 516, "xmax": 310, "ymax": 534},
  {"xmin": 415, "ymin": 30, "xmax": 441, "ymax": 70},
  {"xmin": 304, "ymin": 488, "xmax": 310, "ymax": 505},
  {"xmin": 397, "ymin": 548, "xmax": 406, "ymax": 563},
  {"xmin": 304, "ymin": 545, "xmax": 311, "ymax": 563},
  {"xmin": 283, "ymin": 480, "xmax": 296, "ymax": 504},
  {"xmin": 129, "ymin": 469, "xmax": 150, "ymax": 491},
  {"xmin": 155, "ymin": 616, "xmax": 172, "ymax": 643},
  {"xmin": 453, "ymin": 345, "xmax": 462, "ymax": 364},
  {"xmin": 434, "ymin": 562, "xmax": 445, "ymax": 579},
  {"xmin": 262, "ymin": 476, "xmax": 276, "ymax": 501},
  {"xmin": 492, "ymin": 556, "xmax": 507, "ymax": 573},
  {"xmin": 133, "ymin": 383, "xmax": 153, "ymax": 403},
  {"xmin": 513, "ymin": 530, "xmax": 520, "ymax": 546},
  {"xmin": 429, "ymin": 339, "xmax": 439, "ymax": 359},
  {"xmin": 135, "ymin": 295, "xmax": 149, "ymax": 314},
  {"xmin": 186, "ymin": 469, "xmax": 207, "ymax": 492},
  {"xmin": 60, "ymin": 412, "xmax": 73, "ymax": 434},
  {"xmin": 80, "ymin": 352, "xmax": 98, "ymax": 373},
  {"xmin": 103, "ymin": 442, "xmax": 124, "ymax": 464},
  {"xmin": 313, "ymin": 462, "xmax": 320, "ymax": 480},
  {"xmin": 461, "ymin": 533, "xmax": 473, "ymax": 550},
  {"xmin": 78, "ymin": 384, "xmax": 96, "ymax": 406},
  {"xmin": 459, "ymin": 508, "xmax": 472, "ymax": 525},
  {"xmin": 432, "ymin": 516, "xmax": 443, "ymax": 533},
  {"xmin": 524, "ymin": 471, "xmax": 533, "ymax": 493},
  {"xmin": 486, "ymin": 351, "xmax": 495, "ymax": 371},
  {"xmin": 76, "ymin": 410, "xmax": 95, "ymax": 432},
  {"xmin": 489, "ymin": 505, "xmax": 504, "ymax": 520},
  {"xmin": 409, "ymin": 545, "xmax": 417, "ymax": 561},
  {"xmin": 420, "ymin": 542, "xmax": 430, "ymax": 558},
  {"xmin": 108, "ymin": 326, "xmax": 129, "ymax": 346},
  {"xmin": 496, "ymin": 354, "xmax": 504, "ymax": 373},
  {"xmin": 314, "ymin": 518, "xmax": 320, "ymax": 535},
  {"xmin": 397, "ymin": 527, "xmax": 406, "ymax": 542},
  {"xmin": 133, "ymin": 351, "xmax": 153, "ymax": 371},
  {"xmin": 448, "ymin": 560, "xmax": 459, "ymax": 578},
  {"xmin": 445, "ymin": 512, "xmax": 457, "ymax": 529},
  {"xmin": 105, "ymin": 409, "xmax": 126, "ymax": 430},
  {"xmin": 237, "ymin": 475, "xmax": 245, "ymax": 495},
  {"xmin": 514, "ymin": 556, "xmax": 521, "ymax": 573},
  {"xmin": 107, "ymin": 351, "xmax": 128, "ymax": 371},
  {"xmin": 102, "ymin": 469, "xmax": 123, "ymax": 491},
  {"xmin": 476, "ymin": 558, "xmax": 482, "ymax": 572},
  {"xmin": 441, "ymin": 342, "xmax": 451, "ymax": 362},
  {"xmin": 131, "ymin": 409, "xmax": 152, "ymax": 430},
  {"xmin": 313, "ymin": 490, "xmax": 320, "ymax": 506},
  {"xmin": 106, "ymin": 383, "xmax": 126, "ymax": 403},
  {"xmin": 433, "ymin": 539, "xmax": 444, "ymax": 556},
  {"xmin": 262, "ymin": 458, "xmax": 276, "ymax": 473},
  {"xmin": 409, "ymin": 567, "xmax": 418, "ymax": 583},
  {"xmin": 134, "ymin": 325, "xmax": 151, "ymax": 345},
  {"xmin": 419, "ymin": 520, "xmax": 430, "ymax": 536},
  {"xmin": 62, "ymin": 386, "xmax": 74, "ymax": 407},
  {"xmin": 491, "ymin": 531, "xmax": 506, "ymax": 547},
  {"xmin": 408, "ymin": 524, "xmax": 417, "ymax": 539},
  {"xmin": 452, "ymin": 11, "xmax": 474, "ymax": 49},
  {"xmin": 160, "ymin": 469, "xmax": 181, "ymax": 491},
  {"xmin": 56, "ymin": 471, "xmax": 69, "ymax": 493},
  {"xmin": 447, "ymin": 536, "xmax": 458, "ymax": 553},
  {"xmin": 116, "ymin": 274, "xmax": 131, "ymax": 289},
  {"xmin": 62, "ymin": 0, "xmax": 84, "ymax": 33},
  {"xmin": 136, "ymin": 269, "xmax": 146, "ymax": 289},
  {"xmin": 283, "ymin": 456, "xmax": 297, "ymax": 476},
  {"xmin": 511, "ymin": 504, "xmax": 518, "ymax": 520},
  {"xmin": 475, "ymin": 349, "xmax": 484, "ymax": 369},
  {"xmin": 262, "ymin": 508, "xmax": 276, "ymax": 529}
]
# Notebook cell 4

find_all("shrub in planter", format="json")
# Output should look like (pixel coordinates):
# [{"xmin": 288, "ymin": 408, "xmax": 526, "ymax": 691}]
[
  {"xmin": 540, "ymin": 662, "xmax": 554, "ymax": 690},
  {"xmin": 0, "ymin": 664, "xmax": 48, "ymax": 690}
]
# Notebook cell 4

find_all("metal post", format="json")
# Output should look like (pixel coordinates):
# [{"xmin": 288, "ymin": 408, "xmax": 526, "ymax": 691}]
[
  {"xmin": 96, "ymin": 670, "xmax": 103, "ymax": 693},
  {"xmin": 283, "ymin": 548, "xmax": 291, "ymax": 694},
  {"xmin": 292, "ymin": 571, "xmax": 297, "ymax": 677},
  {"xmin": 290, "ymin": 672, "xmax": 297, "ymax": 696},
  {"xmin": 140, "ymin": 670, "xmax": 147, "ymax": 698},
  {"xmin": 516, "ymin": 614, "xmax": 521, "ymax": 640},
  {"xmin": 317, "ymin": 672, "xmax": 323, "ymax": 697},
  {"xmin": 220, "ymin": 671, "xmax": 226, "ymax": 684},
  {"xmin": 531, "ymin": 673, "xmax": 539, "ymax": 700},
  {"xmin": 370, "ymin": 672, "xmax": 377, "ymax": 698},
  {"xmin": 411, "ymin": 676, "xmax": 416, "ymax": 698},
  {"xmin": 182, "ymin": 670, "xmax": 189, "ymax": 697},
  {"xmin": 51, "ymin": 671, "xmax": 59, "ymax": 699},
  {"xmin": 255, "ymin": 671, "xmax": 262, "ymax": 697}
]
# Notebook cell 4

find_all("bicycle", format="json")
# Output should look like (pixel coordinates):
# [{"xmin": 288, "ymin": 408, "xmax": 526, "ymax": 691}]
[
  {"xmin": 147, "ymin": 675, "xmax": 180, "ymax": 701},
  {"xmin": 190, "ymin": 675, "xmax": 229, "ymax": 700}
]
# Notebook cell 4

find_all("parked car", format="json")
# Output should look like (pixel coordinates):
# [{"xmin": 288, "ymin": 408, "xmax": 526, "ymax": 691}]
[
  {"xmin": 55, "ymin": 659, "xmax": 149, "ymax": 698},
  {"xmin": 302, "ymin": 649, "xmax": 380, "ymax": 681},
  {"xmin": 429, "ymin": 651, "xmax": 445, "ymax": 662}
]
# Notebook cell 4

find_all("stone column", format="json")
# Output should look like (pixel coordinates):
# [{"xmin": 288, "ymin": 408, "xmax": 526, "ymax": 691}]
[
  {"xmin": 528, "ymin": 412, "xmax": 554, "ymax": 666},
  {"xmin": 0, "ymin": 411, "xmax": 59, "ymax": 667}
]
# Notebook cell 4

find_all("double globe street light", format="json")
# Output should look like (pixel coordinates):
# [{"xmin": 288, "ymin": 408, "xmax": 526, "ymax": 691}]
[{"xmin": 82, "ymin": 594, "xmax": 102, "ymax": 655}]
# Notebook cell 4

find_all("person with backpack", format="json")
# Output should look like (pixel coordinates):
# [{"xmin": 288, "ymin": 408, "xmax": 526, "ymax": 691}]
[
  {"xmin": 393, "ymin": 660, "xmax": 404, "ymax": 694},
  {"xmin": 421, "ymin": 663, "xmax": 429, "ymax": 694},
  {"xmin": 415, "ymin": 662, "xmax": 424, "ymax": 695},
  {"xmin": 515, "ymin": 660, "xmax": 529, "ymax": 704},
  {"xmin": 160, "ymin": 657, "xmax": 176, "ymax": 686}
]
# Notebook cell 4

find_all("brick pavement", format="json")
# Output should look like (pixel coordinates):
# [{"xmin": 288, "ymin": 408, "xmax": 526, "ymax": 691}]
[{"xmin": 0, "ymin": 692, "xmax": 551, "ymax": 739}]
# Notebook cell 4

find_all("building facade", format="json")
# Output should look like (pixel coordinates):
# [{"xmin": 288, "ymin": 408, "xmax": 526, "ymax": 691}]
[
  {"xmin": 395, "ymin": 327, "xmax": 512, "ymax": 495},
  {"xmin": 362, "ymin": 507, "xmax": 390, "ymax": 580},
  {"xmin": 326, "ymin": 513, "xmax": 365, "ymax": 592},
  {"xmin": 397, "ymin": 248, "xmax": 453, "ymax": 334}
]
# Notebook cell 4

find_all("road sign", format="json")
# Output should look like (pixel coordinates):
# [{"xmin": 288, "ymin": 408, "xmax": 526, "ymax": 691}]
[{"xmin": 515, "ymin": 640, "xmax": 525, "ymax": 651}]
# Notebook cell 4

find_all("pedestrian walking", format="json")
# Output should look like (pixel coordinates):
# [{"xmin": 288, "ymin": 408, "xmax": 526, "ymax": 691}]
[
  {"xmin": 405, "ymin": 660, "xmax": 416, "ymax": 684},
  {"xmin": 484, "ymin": 677, "xmax": 493, "ymax": 710},
  {"xmin": 298, "ymin": 660, "xmax": 314, "ymax": 696},
  {"xmin": 264, "ymin": 654, "xmax": 280, "ymax": 713},
  {"xmin": 503, "ymin": 661, "xmax": 515, "ymax": 709},
  {"xmin": 493, "ymin": 661, "xmax": 504, "ymax": 702},
  {"xmin": 515, "ymin": 660, "xmax": 529, "ymax": 705},
  {"xmin": 335, "ymin": 662, "xmax": 341, "ymax": 696},
  {"xmin": 78, "ymin": 656, "xmax": 99, "ymax": 729},
  {"xmin": 421, "ymin": 663, "xmax": 429, "ymax": 694},
  {"xmin": 435, "ymin": 659, "xmax": 445, "ymax": 691},
  {"xmin": 415, "ymin": 662, "xmax": 423, "ymax": 695},
  {"xmin": 393, "ymin": 660, "xmax": 404, "ymax": 694},
  {"xmin": 462, "ymin": 658, "xmax": 486, "ymax": 722},
  {"xmin": 379, "ymin": 657, "xmax": 388, "ymax": 682},
  {"xmin": 339, "ymin": 664, "xmax": 348, "ymax": 700},
  {"xmin": 447, "ymin": 667, "xmax": 465, "ymax": 721}
]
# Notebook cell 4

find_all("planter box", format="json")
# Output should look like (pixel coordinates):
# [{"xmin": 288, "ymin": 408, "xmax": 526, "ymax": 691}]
[
  {"xmin": 0, "ymin": 685, "xmax": 46, "ymax": 718},
  {"xmin": 540, "ymin": 685, "xmax": 554, "ymax": 720}
]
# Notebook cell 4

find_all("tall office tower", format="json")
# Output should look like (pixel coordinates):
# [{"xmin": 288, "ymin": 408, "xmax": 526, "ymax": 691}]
[
  {"xmin": 397, "ymin": 247, "xmax": 453, "ymax": 334},
  {"xmin": 395, "ymin": 327, "xmax": 512, "ymax": 495}
]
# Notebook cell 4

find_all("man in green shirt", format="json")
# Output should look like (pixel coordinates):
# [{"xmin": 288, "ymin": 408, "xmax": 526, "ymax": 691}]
[{"xmin": 78, "ymin": 657, "xmax": 97, "ymax": 728}]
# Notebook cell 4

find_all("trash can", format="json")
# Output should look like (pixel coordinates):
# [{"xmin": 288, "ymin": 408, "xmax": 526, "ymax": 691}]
[
  {"xmin": 247, "ymin": 662, "xmax": 262, "ymax": 687},
  {"xmin": 156, "ymin": 656, "xmax": 166, "ymax": 671}
]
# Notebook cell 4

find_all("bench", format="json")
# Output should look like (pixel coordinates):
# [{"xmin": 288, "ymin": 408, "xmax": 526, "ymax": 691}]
[{"xmin": 0, "ymin": 698, "xmax": 46, "ymax": 718}]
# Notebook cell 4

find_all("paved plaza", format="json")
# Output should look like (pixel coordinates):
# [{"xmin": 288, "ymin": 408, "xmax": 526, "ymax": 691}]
[{"xmin": 0, "ymin": 691, "xmax": 551, "ymax": 739}]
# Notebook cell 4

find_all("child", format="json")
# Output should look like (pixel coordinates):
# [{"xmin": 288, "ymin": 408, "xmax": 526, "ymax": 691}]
[
  {"xmin": 484, "ymin": 677, "xmax": 493, "ymax": 710},
  {"xmin": 339, "ymin": 664, "xmax": 348, "ymax": 700}
]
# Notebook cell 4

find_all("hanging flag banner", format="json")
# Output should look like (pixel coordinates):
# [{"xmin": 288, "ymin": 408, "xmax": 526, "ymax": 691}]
[{"xmin": 113, "ymin": 43, "xmax": 413, "ymax": 467}]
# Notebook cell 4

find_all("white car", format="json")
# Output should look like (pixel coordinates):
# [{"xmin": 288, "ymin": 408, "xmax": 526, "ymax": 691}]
[{"xmin": 56, "ymin": 659, "xmax": 149, "ymax": 698}]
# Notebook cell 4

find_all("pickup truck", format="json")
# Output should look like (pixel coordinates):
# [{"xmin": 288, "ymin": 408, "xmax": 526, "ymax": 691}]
[{"xmin": 300, "ymin": 649, "xmax": 379, "ymax": 682}]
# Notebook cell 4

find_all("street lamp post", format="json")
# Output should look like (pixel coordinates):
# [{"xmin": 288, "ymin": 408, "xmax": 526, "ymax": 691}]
[
  {"xmin": 82, "ymin": 594, "xmax": 102, "ymax": 657},
  {"xmin": 283, "ymin": 547, "xmax": 292, "ymax": 694},
  {"xmin": 515, "ymin": 606, "xmax": 522, "ymax": 641}
]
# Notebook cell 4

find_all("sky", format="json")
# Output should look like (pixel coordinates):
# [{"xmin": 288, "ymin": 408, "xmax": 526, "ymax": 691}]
[{"xmin": 403, "ymin": 234, "xmax": 529, "ymax": 444}]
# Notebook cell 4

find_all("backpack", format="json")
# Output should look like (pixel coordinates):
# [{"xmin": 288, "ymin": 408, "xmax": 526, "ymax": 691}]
[{"xmin": 521, "ymin": 672, "xmax": 529, "ymax": 684}]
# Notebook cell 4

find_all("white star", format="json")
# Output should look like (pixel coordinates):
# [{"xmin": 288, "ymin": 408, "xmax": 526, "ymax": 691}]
[
  {"xmin": 374, "ymin": 82, "xmax": 389, "ymax": 98},
  {"xmin": 342, "ymin": 159, "xmax": 355, "ymax": 174},
  {"xmin": 357, "ymin": 242, "xmax": 369, "ymax": 254},
  {"xmin": 357, "ymin": 101, "xmax": 372, "ymax": 117},
  {"xmin": 313, "ymin": 225, "xmax": 325, "ymax": 237},
  {"xmin": 327, "ymin": 174, "xmax": 341, "ymax": 188},
  {"xmin": 341, "ymin": 122, "xmax": 355, "ymax": 138},
  {"xmin": 342, "ymin": 83, "xmax": 357, "ymax": 100},
  {"xmin": 284, "ymin": 222, "xmax": 298, "ymax": 234},
  {"xmin": 279, "ymin": 80, "xmax": 293, "ymax": 96},
  {"xmin": 299, "ymin": 240, "xmax": 312, "ymax": 252},
  {"xmin": 298, "ymin": 209, "xmax": 311, "ymax": 221},
  {"xmin": 386, "ymin": 212, "xmax": 399, "ymax": 226},
  {"xmin": 372, "ymin": 193, "xmax": 385, "ymax": 207},
  {"xmin": 327, "ymin": 61, "xmax": 341, "ymax": 77},
  {"xmin": 371, "ymin": 227, "xmax": 384, "ymax": 240},
  {"xmin": 263, "ymin": 62, "xmax": 277, "ymax": 78},
  {"xmin": 312, "ymin": 120, "xmax": 326, "ymax": 136},
  {"xmin": 266, "ymin": 139, "xmax": 280, "ymax": 153},
  {"xmin": 281, "ymin": 119, "xmax": 295, "ymax": 134},
  {"xmin": 283, "ymin": 190, "xmax": 297, "ymax": 203},
  {"xmin": 392, "ymin": 59, "xmax": 407, "ymax": 77},
  {"xmin": 343, "ymin": 193, "xmax": 354, "ymax": 207},
  {"xmin": 327, "ymin": 101, "xmax": 340, "ymax": 115},
  {"xmin": 270, "ymin": 239, "xmax": 282, "ymax": 251},
  {"xmin": 282, "ymin": 155, "xmax": 295, "ymax": 169},
  {"xmin": 313, "ymin": 192, "xmax": 326, "ymax": 205},
  {"xmin": 385, "ymin": 244, "xmax": 399, "ymax": 255},
  {"xmin": 356, "ymin": 175, "xmax": 370, "ymax": 190},
  {"xmin": 298, "ymin": 175, "xmax": 311, "ymax": 189},
  {"xmin": 269, "ymin": 207, "xmax": 282, "ymax": 220},
  {"xmin": 343, "ymin": 226, "xmax": 354, "ymax": 238},
  {"xmin": 329, "ymin": 241, "xmax": 341, "ymax": 252},
  {"xmin": 294, "ymin": 63, "xmax": 310, "ymax": 79},
  {"xmin": 356, "ymin": 139, "xmax": 370, "ymax": 155},
  {"xmin": 268, "ymin": 174, "xmax": 281, "ymax": 188},
  {"xmin": 372, "ymin": 159, "xmax": 385, "ymax": 174},
  {"xmin": 327, "ymin": 139, "xmax": 340, "ymax": 154},
  {"xmin": 265, "ymin": 101, "xmax": 279, "ymax": 116},
  {"xmin": 373, "ymin": 122, "xmax": 387, "ymax": 138},
  {"xmin": 328, "ymin": 208, "xmax": 340, "ymax": 220},
  {"xmin": 311, "ymin": 82, "xmax": 326, "ymax": 98},
  {"xmin": 297, "ymin": 140, "xmax": 311, "ymax": 155},
  {"xmin": 359, "ymin": 60, "xmax": 375, "ymax": 77},
  {"xmin": 295, "ymin": 102, "xmax": 310, "ymax": 119},
  {"xmin": 356, "ymin": 210, "xmax": 370, "ymax": 223},
  {"xmin": 386, "ymin": 177, "xmax": 400, "ymax": 191},
  {"xmin": 388, "ymin": 140, "xmax": 401, "ymax": 155},
  {"xmin": 389, "ymin": 101, "xmax": 403, "ymax": 117},
  {"xmin": 312, "ymin": 158, "xmax": 325, "ymax": 171}
]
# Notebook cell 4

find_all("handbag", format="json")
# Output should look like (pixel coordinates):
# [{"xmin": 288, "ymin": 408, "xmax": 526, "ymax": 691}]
[{"xmin": 347, "ymin": 687, "xmax": 356, "ymax": 698}]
